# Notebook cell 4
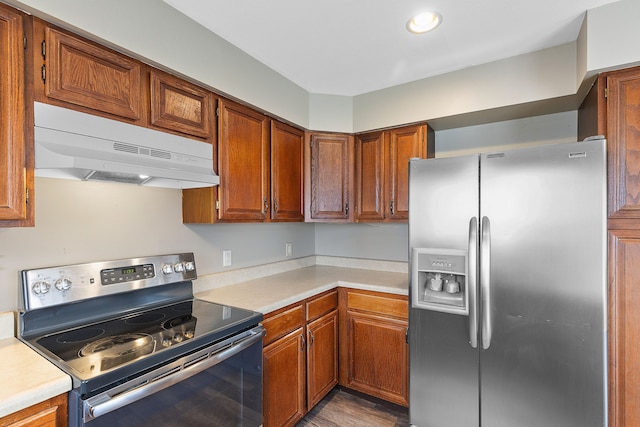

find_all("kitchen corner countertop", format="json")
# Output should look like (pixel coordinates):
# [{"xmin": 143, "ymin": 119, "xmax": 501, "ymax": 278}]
[
  {"xmin": 196, "ymin": 265, "xmax": 408, "ymax": 314},
  {"xmin": 0, "ymin": 336, "xmax": 71, "ymax": 419}
]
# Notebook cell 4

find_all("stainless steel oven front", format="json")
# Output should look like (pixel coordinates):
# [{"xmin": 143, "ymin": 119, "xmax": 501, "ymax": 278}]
[{"xmin": 70, "ymin": 326, "xmax": 263, "ymax": 427}]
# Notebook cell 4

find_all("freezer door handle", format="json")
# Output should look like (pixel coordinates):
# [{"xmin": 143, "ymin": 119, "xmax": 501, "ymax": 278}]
[
  {"xmin": 468, "ymin": 217, "xmax": 478, "ymax": 348},
  {"xmin": 480, "ymin": 216, "xmax": 492, "ymax": 349}
]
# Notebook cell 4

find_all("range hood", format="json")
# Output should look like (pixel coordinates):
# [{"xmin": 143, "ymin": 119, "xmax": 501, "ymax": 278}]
[{"xmin": 34, "ymin": 102, "xmax": 219, "ymax": 189}]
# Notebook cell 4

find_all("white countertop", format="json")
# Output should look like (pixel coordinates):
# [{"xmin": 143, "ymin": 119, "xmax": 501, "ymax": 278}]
[
  {"xmin": 196, "ymin": 265, "xmax": 408, "ymax": 313},
  {"xmin": 0, "ymin": 313, "xmax": 71, "ymax": 419}
]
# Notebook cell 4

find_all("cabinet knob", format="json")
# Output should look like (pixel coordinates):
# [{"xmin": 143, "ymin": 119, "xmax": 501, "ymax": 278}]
[
  {"xmin": 345, "ymin": 202, "xmax": 349, "ymax": 216},
  {"xmin": 390, "ymin": 200, "xmax": 395, "ymax": 215},
  {"xmin": 263, "ymin": 198, "xmax": 269, "ymax": 214}
]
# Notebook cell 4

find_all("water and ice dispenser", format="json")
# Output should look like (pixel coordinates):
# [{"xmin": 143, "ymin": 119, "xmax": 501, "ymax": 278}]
[{"xmin": 411, "ymin": 248, "xmax": 468, "ymax": 315}]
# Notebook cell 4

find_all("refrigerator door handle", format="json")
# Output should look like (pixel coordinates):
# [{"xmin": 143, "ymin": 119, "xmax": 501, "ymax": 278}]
[
  {"xmin": 480, "ymin": 216, "xmax": 492, "ymax": 349},
  {"xmin": 468, "ymin": 217, "xmax": 479, "ymax": 348}
]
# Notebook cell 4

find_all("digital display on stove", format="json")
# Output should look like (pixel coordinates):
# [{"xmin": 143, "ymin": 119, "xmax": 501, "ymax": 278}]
[{"xmin": 101, "ymin": 263, "xmax": 155, "ymax": 285}]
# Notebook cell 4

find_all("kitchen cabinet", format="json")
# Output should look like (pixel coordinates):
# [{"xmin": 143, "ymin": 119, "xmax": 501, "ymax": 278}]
[
  {"xmin": 304, "ymin": 132, "xmax": 354, "ymax": 222},
  {"xmin": 270, "ymin": 121, "xmax": 304, "ymax": 222},
  {"xmin": 338, "ymin": 288, "xmax": 409, "ymax": 407},
  {"xmin": 0, "ymin": 3, "xmax": 33, "ymax": 227},
  {"xmin": 0, "ymin": 394, "xmax": 67, "ymax": 426},
  {"xmin": 34, "ymin": 20, "xmax": 143, "ymax": 122},
  {"xmin": 354, "ymin": 124, "xmax": 434, "ymax": 222},
  {"xmin": 217, "ymin": 98, "xmax": 270, "ymax": 221},
  {"xmin": 578, "ymin": 65, "xmax": 640, "ymax": 427},
  {"xmin": 262, "ymin": 290, "xmax": 339, "ymax": 426},
  {"xmin": 149, "ymin": 70, "xmax": 213, "ymax": 140},
  {"xmin": 305, "ymin": 290, "xmax": 339, "ymax": 408},
  {"xmin": 263, "ymin": 303, "xmax": 306, "ymax": 427}
]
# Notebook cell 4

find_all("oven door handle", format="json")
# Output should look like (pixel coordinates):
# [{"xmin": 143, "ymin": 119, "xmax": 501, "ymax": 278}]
[{"xmin": 85, "ymin": 326, "xmax": 264, "ymax": 421}]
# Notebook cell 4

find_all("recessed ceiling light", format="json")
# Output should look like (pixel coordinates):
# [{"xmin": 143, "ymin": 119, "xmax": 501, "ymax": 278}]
[{"xmin": 407, "ymin": 12, "xmax": 442, "ymax": 34}]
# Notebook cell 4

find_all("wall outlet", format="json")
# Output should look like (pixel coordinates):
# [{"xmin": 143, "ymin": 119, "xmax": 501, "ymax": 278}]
[
  {"xmin": 223, "ymin": 250, "xmax": 232, "ymax": 266},
  {"xmin": 285, "ymin": 242, "xmax": 293, "ymax": 257}
]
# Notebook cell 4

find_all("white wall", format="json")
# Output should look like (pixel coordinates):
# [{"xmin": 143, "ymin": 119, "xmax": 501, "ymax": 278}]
[{"xmin": 0, "ymin": 178, "xmax": 315, "ymax": 313}]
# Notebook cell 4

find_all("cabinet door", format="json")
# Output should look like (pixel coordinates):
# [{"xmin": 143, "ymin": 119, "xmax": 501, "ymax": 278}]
[
  {"xmin": 0, "ymin": 4, "xmax": 31, "ymax": 226},
  {"xmin": 307, "ymin": 309, "xmax": 338, "ymax": 408},
  {"xmin": 217, "ymin": 99, "xmax": 270, "ymax": 221},
  {"xmin": 305, "ymin": 133, "xmax": 354, "ymax": 221},
  {"xmin": 387, "ymin": 124, "xmax": 432, "ymax": 220},
  {"xmin": 44, "ymin": 27, "xmax": 142, "ymax": 121},
  {"xmin": 271, "ymin": 121, "xmax": 304, "ymax": 222},
  {"xmin": 355, "ymin": 131, "xmax": 385, "ymax": 221},
  {"xmin": 608, "ymin": 229, "xmax": 640, "ymax": 427},
  {"xmin": 149, "ymin": 70, "xmax": 213, "ymax": 139},
  {"xmin": 345, "ymin": 311, "xmax": 409, "ymax": 407},
  {"xmin": 606, "ymin": 68, "xmax": 640, "ymax": 219},
  {"xmin": 263, "ymin": 329, "xmax": 306, "ymax": 427},
  {"xmin": 0, "ymin": 394, "xmax": 67, "ymax": 426}
]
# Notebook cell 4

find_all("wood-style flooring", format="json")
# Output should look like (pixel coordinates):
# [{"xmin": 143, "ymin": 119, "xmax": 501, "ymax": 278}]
[{"xmin": 296, "ymin": 388, "xmax": 410, "ymax": 427}]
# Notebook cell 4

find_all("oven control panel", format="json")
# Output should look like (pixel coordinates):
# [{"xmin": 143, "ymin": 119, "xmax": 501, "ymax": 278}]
[{"xmin": 20, "ymin": 253, "xmax": 197, "ymax": 310}]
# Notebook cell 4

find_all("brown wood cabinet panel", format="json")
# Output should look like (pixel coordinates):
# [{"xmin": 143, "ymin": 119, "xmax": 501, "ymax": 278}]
[
  {"xmin": 344, "ymin": 311, "xmax": 408, "ymax": 406},
  {"xmin": 605, "ymin": 69, "xmax": 640, "ymax": 219},
  {"xmin": 306, "ymin": 289, "xmax": 338, "ymax": 321},
  {"xmin": 307, "ymin": 309, "xmax": 338, "ymax": 409},
  {"xmin": 355, "ymin": 131, "xmax": 385, "ymax": 221},
  {"xmin": 217, "ymin": 99, "xmax": 270, "ymax": 221},
  {"xmin": 346, "ymin": 290, "xmax": 408, "ymax": 319},
  {"xmin": 149, "ymin": 70, "xmax": 213, "ymax": 139},
  {"xmin": 263, "ymin": 328, "xmax": 306, "ymax": 427},
  {"xmin": 262, "ymin": 303, "xmax": 305, "ymax": 346},
  {"xmin": 271, "ymin": 121, "xmax": 304, "ymax": 222},
  {"xmin": 609, "ymin": 229, "xmax": 640, "ymax": 427},
  {"xmin": 305, "ymin": 132, "xmax": 354, "ymax": 221},
  {"xmin": 0, "ymin": 4, "xmax": 32, "ymax": 226},
  {"xmin": 43, "ymin": 27, "xmax": 142, "ymax": 121},
  {"xmin": 387, "ymin": 124, "xmax": 434, "ymax": 220},
  {"xmin": 354, "ymin": 124, "xmax": 433, "ymax": 222},
  {"xmin": 0, "ymin": 394, "xmax": 67, "ymax": 427}
]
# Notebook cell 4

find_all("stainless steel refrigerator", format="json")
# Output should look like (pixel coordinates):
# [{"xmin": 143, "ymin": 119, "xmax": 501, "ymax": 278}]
[{"xmin": 408, "ymin": 138, "xmax": 607, "ymax": 427}]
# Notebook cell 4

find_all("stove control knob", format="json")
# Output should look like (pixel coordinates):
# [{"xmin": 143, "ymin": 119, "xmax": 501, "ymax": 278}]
[
  {"xmin": 174, "ymin": 263, "xmax": 185, "ymax": 273},
  {"xmin": 55, "ymin": 278, "xmax": 72, "ymax": 291},
  {"xmin": 184, "ymin": 261, "xmax": 195, "ymax": 272},
  {"xmin": 161, "ymin": 337, "xmax": 172, "ymax": 347},
  {"xmin": 32, "ymin": 281, "xmax": 51, "ymax": 294},
  {"xmin": 161, "ymin": 264, "xmax": 174, "ymax": 274}
]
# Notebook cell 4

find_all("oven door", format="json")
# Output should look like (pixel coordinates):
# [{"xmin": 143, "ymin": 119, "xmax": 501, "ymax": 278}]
[{"xmin": 70, "ymin": 326, "xmax": 263, "ymax": 427}]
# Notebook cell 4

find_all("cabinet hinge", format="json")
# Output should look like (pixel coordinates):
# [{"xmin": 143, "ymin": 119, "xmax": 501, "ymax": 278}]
[
  {"xmin": 25, "ymin": 188, "xmax": 29, "ymax": 204},
  {"xmin": 41, "ymin": 40, "xmax": 46, "ymax": 59},
  {"xmin": 216, "ymin": 107, "xmax": 219, "ymax": 117},
  {"xmin": 215, "ymin": 200, "xmax": 220, "ymax": 210},
  {"xmin": 41, "ymin": 65, "xmax": 46, "ymax": 83},
  {"xmin": 604, "ymin": 86, "xmax": 608, "ymax": 99},
  {"xmin": 23, "ymin": 34, "xmax": 27, "ymax": 50}
]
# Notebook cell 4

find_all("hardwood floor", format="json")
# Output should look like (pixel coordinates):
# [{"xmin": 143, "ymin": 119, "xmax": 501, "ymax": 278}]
[{"xmin": 296, "ymin": 387, "xmax": 409, "ymax": 427}]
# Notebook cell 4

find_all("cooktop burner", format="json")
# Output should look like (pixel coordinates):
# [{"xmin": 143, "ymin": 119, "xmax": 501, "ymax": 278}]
[{"xmin": 30, "ymin": 299, "xmax": 255, "ymax": 380}]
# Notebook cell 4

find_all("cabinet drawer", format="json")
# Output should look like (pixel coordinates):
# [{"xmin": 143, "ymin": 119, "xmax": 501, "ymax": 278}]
[
  {"xmin": 306, "ymin": 290, "xmax": 338, "ymax": 322},
  {"xmin": 346, "ymin": 291, "xmax": 407, "ymax": 319},
  {"xmin": 263, "ymin": 303, "xmax": 305, "ymax": 346}
]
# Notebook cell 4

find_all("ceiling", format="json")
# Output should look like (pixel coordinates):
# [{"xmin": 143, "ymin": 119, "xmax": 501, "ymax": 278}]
[{"xmin": 162, "ymin": 0, "xmax": 619, "ymax": 97}]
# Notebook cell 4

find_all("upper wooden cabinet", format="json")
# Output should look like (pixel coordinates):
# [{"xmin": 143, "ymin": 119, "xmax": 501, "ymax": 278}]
[
  {"xmin": 34, "ymin": 21, "xmax": 142, "ymax": 122},
  {"xmin": 271, "ymin": 121, "xmax": 304, "ymax": 222},
  {"xmin": 0, "ymin": 4, "xmax": 34, "ymax": 227},
  {"xmin": 149, "ymin": 70, "xmax": 213, "ymax": 139},
  {"xmin": 305, "ymin": 132, "xmax": 354, "ymax": 222},
  {"xmin": 355, "ymin": 123, "xmax": 433, "ymax": 222},
  {"xmin": 217, "ymin": 98, "xmax": 270, "ymax": 221}
]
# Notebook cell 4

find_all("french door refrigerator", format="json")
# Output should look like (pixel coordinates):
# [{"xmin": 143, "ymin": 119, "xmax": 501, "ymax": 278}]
[{"xmin": 408, "ymin": 138, "xmax": 607, "ymax": 427}]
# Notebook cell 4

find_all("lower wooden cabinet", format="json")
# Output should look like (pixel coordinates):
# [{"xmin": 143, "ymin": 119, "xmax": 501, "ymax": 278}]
[
  {"xmin": 0, "ymin": 394, "xmax": 67, "ymax": 427},
  {"xmin": 263, "ymin": 327, "xmax": 306, "ymax": 427},
  {"xmin": 262, "ymin": 290, "xmax": 338, "ymax": 427},
  {"xmin": 338, "ymin": 288, "xmax": 409, "ymax": 407}
]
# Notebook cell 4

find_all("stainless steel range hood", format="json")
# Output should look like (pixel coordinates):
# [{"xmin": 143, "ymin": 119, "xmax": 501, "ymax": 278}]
[{"xmin": 34, "ymin": 102, "xmax": 219, "ymax": 189}]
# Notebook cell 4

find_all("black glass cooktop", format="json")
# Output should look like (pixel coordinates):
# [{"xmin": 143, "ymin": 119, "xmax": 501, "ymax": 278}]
[{"xmin": 31, "ymin": 299, "xmax": 260, "ymax": 380}]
